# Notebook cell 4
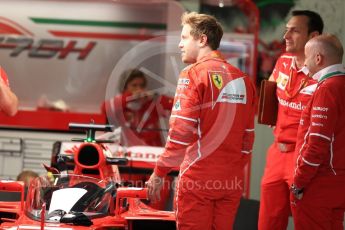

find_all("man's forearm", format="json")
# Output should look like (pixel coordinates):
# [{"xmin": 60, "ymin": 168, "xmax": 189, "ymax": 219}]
[{"xmin": 0, "ymin": 81, "xmax": 18, "ymax": 116}]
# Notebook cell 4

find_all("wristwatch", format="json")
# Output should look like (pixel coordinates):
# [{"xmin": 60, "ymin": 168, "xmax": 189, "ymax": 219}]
[{"xmin": 291, "ymin": 184, "xmax": 304, "ymax": 200}]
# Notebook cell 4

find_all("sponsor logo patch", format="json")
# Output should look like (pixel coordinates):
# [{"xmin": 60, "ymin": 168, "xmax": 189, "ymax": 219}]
[
  {"xmin": 276, "ymin": 72, "xmax": 289, "ymax": 90},
  {"xmin": 312, "ymin": 122, "xmax": 324, "ymax": 127},
  {"xmin": 173, "ymin": 99, "xmax": 181, "ymax": 111},
  {"xmin": 178, "ymin": 78, "xmax": 190, "ymax": 85},
  {"xmin": 300, "ymin": 83, "xmax": 317, "ymax": 95},
  {"xmin": 177, "ymin": 85, "xmax": 189, "ymax": 90},
  {"xmin": 277, "ymin": 97, "xmax": 306, "ymax": 111},
  {"xmin": 211, "ymin": 73, "xmax": 223, "ymax": 89},
  {"xmin": 311, "ymin": 114, "xmax": 328, "ymax": 119},
  {"xmin": 221, "ymin": 93, "xmax": 245, "ymax": 101},
  {"xmin": 214, "ymin": 77, "xmax": 247, "ymax": 107},
  {"xmin": 313, "ymin": 106, "xmax": 329, "ymax": 112},
  {"xmin": 300, "ymin": 118, "xmax": 304, "ymax": 125}
]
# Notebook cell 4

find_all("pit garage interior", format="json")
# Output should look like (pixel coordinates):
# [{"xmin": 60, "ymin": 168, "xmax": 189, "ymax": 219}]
[{"xmin": 0, "ymin": 0, "xmax": 345, "ymax": 229}]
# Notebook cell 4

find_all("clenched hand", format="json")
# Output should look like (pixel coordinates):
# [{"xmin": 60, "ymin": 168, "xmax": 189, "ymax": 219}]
[{"xmin": 146, "ymin": 172, "xmax": 164, "ymax": 202}]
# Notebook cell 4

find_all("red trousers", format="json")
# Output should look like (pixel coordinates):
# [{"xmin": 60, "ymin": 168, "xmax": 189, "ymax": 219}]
[
  {"xmin": 175, "ymin": 174, "xmax": 243, "ymax": 230},
  {"xmin": 258, "ymin": 143, "xmax": 295, "ymax": 230},
  {"xmin": 291, "ymin": 175, "xmax": 345, "ymax": 230}
]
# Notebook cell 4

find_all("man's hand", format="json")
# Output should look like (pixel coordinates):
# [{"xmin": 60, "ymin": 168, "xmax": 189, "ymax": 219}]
[
  {"xmin": 146, "ymin": 172, "xmax": 164, "ymax": 202},
  {"xmin": 290, "ymin": 184, "xmax": 304, "ymax": 200}
]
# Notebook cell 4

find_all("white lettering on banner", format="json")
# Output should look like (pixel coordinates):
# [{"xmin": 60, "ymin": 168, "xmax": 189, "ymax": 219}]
[
  {"xmin": 312, "ymin": 114, "xmax": 328, "ymax": 119},
  {"xmin": 313, "ymin": 107, "xmax": 329, "ymax": 112},
  {"xmin": 277, "ymin": 97, "xmax": 306, "ymax": 111},
  {"xmin": 0, "ymin": 37, "xmax": 95, "ymax": 60},
  {"xmin": 312, "ymin": 122, "xmax": 324, "ymax": 127}
]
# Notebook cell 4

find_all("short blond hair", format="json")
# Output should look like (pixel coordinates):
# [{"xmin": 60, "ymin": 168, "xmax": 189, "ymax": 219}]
[{"xmin": 181, "ymin": 12, "xmax": 223, "ymax": 50}]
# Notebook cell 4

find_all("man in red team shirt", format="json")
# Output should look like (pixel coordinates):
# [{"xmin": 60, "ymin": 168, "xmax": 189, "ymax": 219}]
[
  {"xmin": 102, "ymin": 69, "xmax": 173, "ymax": 147},
  {"xmin": 0, "ymin": 66, "xmax": 18, "ymax": 116},
  {"xmin": 146, "ymin": 12, "xmax": 256, "ymax": 230},
  {"xmin": 258, "ymin": 10, "xmax": 324, "ymax": 230},
  {"xmin": 102, "ymin": 69, "xmax": 173, "ymax": 210},
  {"xmin": 291, "ymin": 34, "xmax": 345, "ymax": 230}
]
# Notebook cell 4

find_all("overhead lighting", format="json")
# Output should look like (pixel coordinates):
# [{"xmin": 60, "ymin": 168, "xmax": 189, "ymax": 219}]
[{"xmin": 201, "ymin": 0, "xmax": 234, "ymax": 7}]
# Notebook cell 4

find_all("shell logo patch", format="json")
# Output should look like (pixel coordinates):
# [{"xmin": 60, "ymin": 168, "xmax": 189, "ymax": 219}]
[
  {"xmin": 173, "ymin": 99, "xmax": 181, "ymax": 111},
  {"xmin": 212, "ymin": 73, "xmax": 223, "ymax": 89}
]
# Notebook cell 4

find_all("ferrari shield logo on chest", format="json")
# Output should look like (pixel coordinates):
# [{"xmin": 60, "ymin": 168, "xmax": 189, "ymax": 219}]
[
  {"xmin": 276, "ymin": 72, "xmax": 289, "ymax": 90},
  {"xmin": 211, "ymin": 73, "xmax": 223, "ymax": 89}
]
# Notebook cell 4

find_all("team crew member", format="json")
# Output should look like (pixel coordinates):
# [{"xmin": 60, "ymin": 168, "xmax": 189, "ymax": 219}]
[
  {"xmin": 291, "ymin": 34, "xmax": 345, "ymax": 230},
  {"xmin": 0, "ymin": 66, "xmax": 18, "ymax": 116},
  {"xmin": 102, "ymin": 69, "xmax": 173, "ymax": 147},
  {"xmin": 146, "ymin": 12, "xmax": 256, "ymax": 230},
  {"xmin": 258, "ymin": 10, "xmax": 324, "ymax": 229},
  {"xmin": 102, "ymin": 69, "xmax": 173, "ymax": 210}
]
